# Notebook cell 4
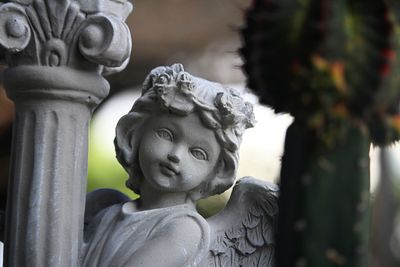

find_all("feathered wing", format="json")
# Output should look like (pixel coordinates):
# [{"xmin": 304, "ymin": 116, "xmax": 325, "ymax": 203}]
[{"xmin": 205, "ymin": 177, "xmax": 279, "ymax": 267}]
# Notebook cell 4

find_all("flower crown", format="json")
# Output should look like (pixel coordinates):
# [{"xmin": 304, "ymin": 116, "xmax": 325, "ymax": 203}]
[{"xmin": 143, "ymin": 64, "xmax": 256, "ymax": 141}]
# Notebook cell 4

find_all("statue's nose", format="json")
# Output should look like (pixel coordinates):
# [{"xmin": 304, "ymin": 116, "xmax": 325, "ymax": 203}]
[
  {"xmin": 167, "ymin": 153, "xmax": 180, "ymax": 163},
  {"xmin": 167, "ymin": 143, "xmax": 186, "ymax": 163}
]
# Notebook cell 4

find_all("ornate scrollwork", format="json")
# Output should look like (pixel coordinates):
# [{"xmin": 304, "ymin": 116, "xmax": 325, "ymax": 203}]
[
  {"xmin": 0, "ymin": 0, "xmax": 132, "ymax": 72},
  {"xmin": 79, "ymin": 14, "xmax": 131, "ymax": 67},
  {"xmin": 0, "ymin": 3, "xmax": 31, "ymax": 52}
]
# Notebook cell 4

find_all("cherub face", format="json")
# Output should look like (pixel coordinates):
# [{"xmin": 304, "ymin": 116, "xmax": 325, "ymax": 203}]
[{"xmin": 138, "ymin": 111, "xmax": 221, "ymax": 193}]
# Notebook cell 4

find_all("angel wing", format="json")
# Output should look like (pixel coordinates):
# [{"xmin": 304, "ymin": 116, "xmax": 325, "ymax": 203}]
[{"xmin": 205, "ymin": 176, "xmax": 279, "ymax": 267}]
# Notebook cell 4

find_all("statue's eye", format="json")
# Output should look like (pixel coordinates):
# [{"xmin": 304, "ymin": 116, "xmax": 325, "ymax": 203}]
[
  {"xmin": 190, "ymin": 148, "xmax": 208, "ymax": 161},
  {"xmin": 156, "ymin": 128, "xmax": 173, "ymax": 141}
]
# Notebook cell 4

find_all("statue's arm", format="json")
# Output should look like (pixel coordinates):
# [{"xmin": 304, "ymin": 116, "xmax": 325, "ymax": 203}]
[{"xmin": 125, "ymin": 217, "xmax": 203, "ymax": 267}]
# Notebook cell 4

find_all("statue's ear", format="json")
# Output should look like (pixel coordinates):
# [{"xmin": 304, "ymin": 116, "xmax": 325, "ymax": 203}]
[
  {"xmin": 208, "ymin": 158, "xmax": 236, "ymax": 196},
  {"xmin": 189, "ymin": 159, "xmax": 234, "ymax": 201},
  {"xmin": 216, "ymin": 158, "xmax": 235, "ymax": 180},
  {"xmin": 190, "ymin": 158, "xmax": 236, "ymax": 201}
]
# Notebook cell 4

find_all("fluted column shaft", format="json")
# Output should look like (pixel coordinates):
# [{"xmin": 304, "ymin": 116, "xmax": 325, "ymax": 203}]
[
  {"xmin": 7, "ymin": 102, "xmax": 89, "ymax": 266},
  {"xmin": 4, "ymin": 67, "xmax": 109, "ymax": 267}
]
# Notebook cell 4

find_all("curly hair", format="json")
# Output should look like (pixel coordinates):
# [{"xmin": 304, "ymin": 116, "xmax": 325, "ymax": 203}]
[{"xmin": 114, "ymin": 64, "xmax": 255, "ymax": 200}]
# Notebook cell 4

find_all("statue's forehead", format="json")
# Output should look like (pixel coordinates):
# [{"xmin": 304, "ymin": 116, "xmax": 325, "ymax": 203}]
[{"xmin": 150, "ymin": 111, "xmax": 209, "ymax": 133}]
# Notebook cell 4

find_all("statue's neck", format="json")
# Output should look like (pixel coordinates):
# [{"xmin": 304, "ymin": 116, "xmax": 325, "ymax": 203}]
[{"xmin": 137, "ymin": 181, "xmax": 196, "ymax": 211}]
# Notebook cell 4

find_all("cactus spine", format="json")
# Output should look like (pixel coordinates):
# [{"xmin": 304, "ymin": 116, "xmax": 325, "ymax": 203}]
[{"xmin": 241, "ymin": 0, "xmax": 400, "ymax": 266}]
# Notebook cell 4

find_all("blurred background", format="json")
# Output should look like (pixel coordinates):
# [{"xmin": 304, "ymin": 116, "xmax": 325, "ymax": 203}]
[
  {"xmin": 0, "ymin": 2, "xmax": 399, "ymax": 263},
  {"xmin": 0, "ymin": 0, "xmax": 387, "ymax": 215}
]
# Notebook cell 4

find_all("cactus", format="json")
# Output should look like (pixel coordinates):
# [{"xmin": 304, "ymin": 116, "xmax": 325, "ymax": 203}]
[{"xmin": 241, "ymin": 0, "xmax": 400, "ymax": 266}]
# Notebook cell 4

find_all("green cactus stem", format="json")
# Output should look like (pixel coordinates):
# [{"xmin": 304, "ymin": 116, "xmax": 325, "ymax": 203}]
[{"xmin": 279, "ymin": 121, "xmax": 370, "ymax": 267}]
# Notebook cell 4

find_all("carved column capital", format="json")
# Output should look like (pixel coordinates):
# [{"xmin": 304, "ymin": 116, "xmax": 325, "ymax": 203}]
[{"xmin": 0, "ymin": 0, "xmax": 132, "ymax": 95}]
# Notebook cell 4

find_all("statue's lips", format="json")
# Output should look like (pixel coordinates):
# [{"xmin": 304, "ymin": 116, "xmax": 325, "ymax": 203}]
[{"xmin": 159, "ymin": 162, "xmax": 179, "ymax": 176}]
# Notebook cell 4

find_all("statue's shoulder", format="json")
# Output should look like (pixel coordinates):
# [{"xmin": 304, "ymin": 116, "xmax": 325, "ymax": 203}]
[{"xmin": 158, "ymin": 205, "xmax": 210, "ymax": 239}]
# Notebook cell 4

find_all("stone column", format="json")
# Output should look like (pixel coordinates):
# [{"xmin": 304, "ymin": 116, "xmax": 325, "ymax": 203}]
[{"xmin": 0, "ymin": 1, "xmax": 132, "ymax": 266}]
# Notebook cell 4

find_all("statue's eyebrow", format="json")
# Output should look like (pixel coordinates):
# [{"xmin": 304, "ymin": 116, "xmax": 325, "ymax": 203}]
[
  {"xmin": 192, "ymin": 140, "xmax": 211, "ymax": 151},
  {"xmin": 160, "ymin": 120, "xmax": 180, "ymax": 131},
  {"xmin": 154, "ymin": 120, "xmax": 180, "ymax": 136}
]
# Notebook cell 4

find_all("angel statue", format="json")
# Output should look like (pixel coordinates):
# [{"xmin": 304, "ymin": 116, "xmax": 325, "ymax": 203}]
[{"xmin": 82, "ymin": 64, "xmax": 279, "ymax": 267}]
